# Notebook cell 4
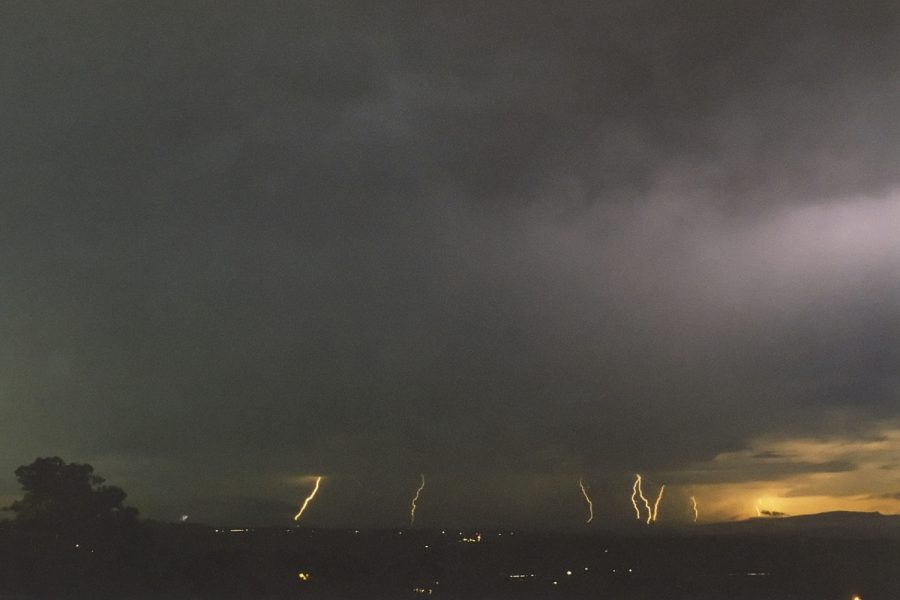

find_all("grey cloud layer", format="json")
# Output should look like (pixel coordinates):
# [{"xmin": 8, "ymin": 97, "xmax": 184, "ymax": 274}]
[{"xmin": 1, "ymin": 1, "xmax": 899, "ymax": 523}]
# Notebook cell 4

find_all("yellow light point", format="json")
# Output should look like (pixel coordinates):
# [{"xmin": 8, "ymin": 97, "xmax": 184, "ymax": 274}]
[
  {"xmin": 410, "ymin": 474, "xmax": 425, "ymax": 527},
  {"xmin": 293, "ymin": 476, "xmax": 322, "ymax": 521},
  {"xmin": 651, "ymin": 484, "xmax": 665, "ymax": 522},
  {"xmin": 578, "ymin": 478, "xmax": 594, "ymax": 523},
  {"xmin": 690, "ymin": 496, "xmax": 699, "ymax": 523}
]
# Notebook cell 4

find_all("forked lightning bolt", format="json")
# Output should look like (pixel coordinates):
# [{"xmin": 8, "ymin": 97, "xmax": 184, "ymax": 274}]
[
  {"xmin": 631, "ymin": 474, "xmax": 653, "ymax": 524},
  {"xmin": 690, "ymin": 496, "xmax": 699, "ymax": 523},
  {"xmin": 651, "ymin": 484, "xmax": 666, "ymax": 522},
  {"xmin": 410, "ymin": 474, "xmax": 425, "ymax": 527},
  {"xmin": 631, "ymin": 474, "xmax": 642, "ymax": 519},
  {"xmin": 578, "ymin": 478, "xmax": 594, "ymax": 523},
  {"xmin": 293, "ymin": 476, "xmax": 322, "ymax": 522},
  {"xmin": 639, "ymin": 475, "xmax": 653, "ymax": 524}
]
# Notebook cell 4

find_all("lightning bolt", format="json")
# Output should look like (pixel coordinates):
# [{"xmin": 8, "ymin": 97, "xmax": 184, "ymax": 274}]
[
  {"xmin": 638, "ymin": 476, "xmax": 653, "ymax": 525},
  {"xmin": 293, "ymin": 476, "xmax": 322, "ymax": 522},
  {"xmin": 410, "ymin": 474, "xmax": 425, "ymax": 527},
  {"xmin": 578, "ymin": 478, "xmax": 594, "ymax": 523},
  {"xmin": 630, "ymin": 474, "xmax": 642, "ymax": 519},
  {"xmin": 631, "ymin": 474, "xmax": 652, "ymax": 524},
  {"xmin": 651, "ymin": 484, "xmax": 666, "ymax": 522},
  {"xmin": 690, "ymin": 496, "xmax": 699, "ymax": 523}
]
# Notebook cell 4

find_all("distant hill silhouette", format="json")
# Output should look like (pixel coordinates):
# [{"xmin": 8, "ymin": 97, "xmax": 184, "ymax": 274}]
[{"xmin": 695, "ymin": 511, "xmax": 900, "ymax": 539}]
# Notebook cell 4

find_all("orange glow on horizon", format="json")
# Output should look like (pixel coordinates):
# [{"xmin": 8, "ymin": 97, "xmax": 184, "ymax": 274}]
[{"xmin": 672, "ymin": 426, "xmax": 900, "ymax": 521}]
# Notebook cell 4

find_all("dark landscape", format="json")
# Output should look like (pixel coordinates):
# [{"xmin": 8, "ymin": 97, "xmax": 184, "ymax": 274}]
[
  {"xmin": 2, "ymin": 458, "xmax": 897, "ymax": 599},
  {"xmin": 3, "ymin": 517, "xmax": 899, "ymax": 599}
]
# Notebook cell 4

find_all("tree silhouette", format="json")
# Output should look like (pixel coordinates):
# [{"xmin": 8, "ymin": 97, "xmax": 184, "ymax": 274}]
[
  {"xmin": 6, "ymin": 456, "xmax": 137, "ymax": 530},
  {"xmin": 2, "ymin": 458, "xmax": 143, "ymax": 593}
]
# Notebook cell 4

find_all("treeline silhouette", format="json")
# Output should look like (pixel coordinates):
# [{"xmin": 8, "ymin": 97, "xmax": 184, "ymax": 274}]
[
  {"xmin": 0, "ymin": 457, "xmax": 329, "ymax": 598},
  {"xmin": 2, "ymin": 457, "xmax": 900, "ymax": 599}
]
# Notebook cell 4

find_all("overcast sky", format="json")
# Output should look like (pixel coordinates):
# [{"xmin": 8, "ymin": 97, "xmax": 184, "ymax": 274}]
[{"xmin": 2, "ymin": 1, "xmax": 899, "ymax": 528}]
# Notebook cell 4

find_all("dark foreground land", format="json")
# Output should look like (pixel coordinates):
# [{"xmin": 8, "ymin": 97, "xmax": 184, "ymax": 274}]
[{"xmin": 1, "ymin": 514, "xmax": 899, "ymax": 599}]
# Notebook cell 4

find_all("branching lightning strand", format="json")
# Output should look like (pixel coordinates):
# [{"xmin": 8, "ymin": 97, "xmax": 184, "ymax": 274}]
[
  {"xmin": 410, "ymin": 474, "xmax": 425, "ymax": 527},
  {"xmin": 637, "ymin": 475, "xmax": 653, "ymax": 525},
  {"xmin": 651, "ymin": 484, "xmax": 665, "ymax": 522},
  {"xmin": 578, "ymin": 478, "xmax": 594, "ymax": 524},
  {"xmin": 631, "ymin": 474, "xmax": 642, "ymax": 520}
]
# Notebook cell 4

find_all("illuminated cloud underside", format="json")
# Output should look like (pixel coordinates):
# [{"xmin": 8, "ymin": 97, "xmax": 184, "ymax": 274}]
[{"xmin": 675, "ymin": 426, "xmax": 900, "ymax": 520}]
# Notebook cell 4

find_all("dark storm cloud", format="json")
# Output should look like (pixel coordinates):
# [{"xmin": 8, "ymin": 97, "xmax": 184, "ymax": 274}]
[
  {"xmin": 672, "ymin": 459, "xmax": 858, "ymax": 486},
  {"xmin": 752, "ymin": 451, "xmax": 788, "ymax": 460},
  {"xmin": 2, "ymin": 1, "xmax": 899, "ymax": 525}
]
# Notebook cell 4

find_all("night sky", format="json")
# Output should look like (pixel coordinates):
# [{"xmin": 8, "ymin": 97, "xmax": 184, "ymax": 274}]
[{"xmin": 2, "ymin": 1, "xmax": 900, "ymax": 528}]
